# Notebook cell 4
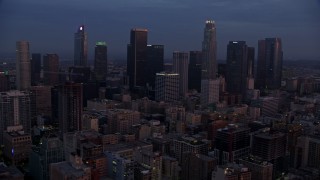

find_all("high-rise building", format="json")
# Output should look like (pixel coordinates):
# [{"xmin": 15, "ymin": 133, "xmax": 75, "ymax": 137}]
[
  {"xmin": 201, "ymin": 20, "xmax": 217, "ymax": 80},
  {"xmin": 201, "ymin": 20, "xmax": 218, "ymax": 106},
  {"xmin": 74, "ymin": 25, "xmax": 88, "ymax": 67},
  {"xmin": 16, "ymin": 41, "xmax": 31, "ymax": 90},
  {"xmin": 0, "ymin": 90, "xmax": 31, "ymax": 144},
  {"xmin": 31, "ymin": 53, "xmax": 41, "ymax": 86},
  {"xmin": 256, "ymin": 38, "xmax": 283, "ymax": 90},
  {"xmin": 188, "ymin": 51, "xmax": 202, "ymax": 92},
  {"xmin": 94, "ymin": 41, "xmax": 108, "ymax": 82},
  {"xmin": 173, "ymin": 51, "xmax": 189, "ymax": 96},
  {"xmin": 155, "ymin": 72, "xmax": 179, "ymax": 102},
  {"xmin": 146, "ymin": 45, "xmax": 164, "ymax": 88},
  {"xmin": 58, "ymin": 83, "xmax": 83, "ymax": 136},
  {"xmin": 30, "ymin": 86, "xmax": 52, "ymax": 120},
  {"xmin": 127, "ymin": 28, "xmax": 148, "ymax": 89},
  {"xmin": 29, "ymin": 136, "xmax": 65, "ymax": 180},
  {"xmin": 252, "ymin": 131, "xmax": 287, "ymax": 178},
  {"xmin": 214, "ymin": 124, "xmax": 251, "ymax": 165},
  {"xmin": 43, "ymin": 54, "xmax": 59, "ymax": 86},
  {"xmin": 247, "ymin": 47, "xmax": 255, "ymax": 78},
  {"xmin": 226, "ymin": 41, "xmax": 248, "ymax": 96}
]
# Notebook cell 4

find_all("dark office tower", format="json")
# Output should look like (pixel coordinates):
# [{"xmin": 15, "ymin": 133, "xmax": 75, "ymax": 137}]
[
  {"xmin": 127, "ymin": 28, "xmax": 148, "ymax": 89},
  {"xmin": 146, "ymin": 45, "xmax": 164, "ymax": 88},
  {"xmin": 94, "ymin": 41, "xmax": 108, "ymax": 82},
  {"xmin": 214, "ymin": 125, "xmax": 251, "ymax": 165},
  {"xmin": 201, "ymin": 20, "xmax": 217, "ymax": 80},
  {"xmin": 43, "ymin": 54, "xmax": 59, "ymax": 86},
  {"xmin": 188, "ymin": 51, "xmax": 202, "ymax": 92},
  {"xmin": 247, "ymin": 47, "xmax": 255, "ymax": 78},
  {"xmin": 16, "ymin": 41, "xmax": 31, "ymax": 90},
  {"xmin": 252, "ymin": 131, "xmax": 287, "ymax": 178},
  {"xmin": 226, "ymin": 41, "xmax": 248, "ymax": 96},
  {"xmin": 74, "ymin": 25, "xmax": 88, "ymax": 67},
  {"xmin": 31, "ymin": 53, "xmax": 41, "ymax": 85},
  {"xmin": 173, "ymin": 51, "xmax": 189, "ymax": 96},
  {"xmin": 58, "ymin": 83, "xmax": 83, "ymax": 136},
  {"xmin": 256, "ymin": 38, "xmax": 283, "ymax": 90}
]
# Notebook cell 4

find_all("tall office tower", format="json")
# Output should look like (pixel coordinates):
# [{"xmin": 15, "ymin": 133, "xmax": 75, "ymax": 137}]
[
  {"xmin": 16, "ymin": 41, "xmax": 31, "ymax": 90},
  {"xmin": 58, "ymin": 83, "xmax": 83, "ymax": 136},
  {"xmin": 256, "ymin": 38, "xmax": 283, "ymax": 90},
  {"xmin": 226, "ymin": 41, "xmax": 248, "ymax": 97},
  {"xmin": 146, "ymin": 45, "xmax": 164, "ymax": 88},
  {"xmin": 188, "ymin": 51, "xmax": 202, "ymax": 92},
  {"xmin": 30, "ymin": 86, "xmax": 52, "ymax": 120},
  {"xmin": 31, "ymin": 53, "xmax": 41, "ymax": 85},
  {"xmin": 94, "ymin": 41, "xmax": 108, "ymax": 82},
  {"xmin": 201, "ymin": 20, "xmax": 217, "ymax": 106},
  {"xmin": 0, "ymin": 90, "xmax": 31, "ymax": 144},
  {"xmin": 29, "ymin": 136, "xmax": 64, "ymax": 180},
  {"xmin": 43, "ymin": 54, "xmax": 59, "ymax": 86},
  {"xmin": 201, "ymin": 20, "xmax": 217, "ymax": 80},
  {"xmin": 155, "ymin": 72, "xmax": 179, "ymax": 102},
  {"xmin": 127, "ymin": 28, "xmax": 148, "ymax": 89},
  {"xmin": 214, "ymin": 124, "xmax": 251, "ymax": 165},
  {"xmin": 252, "ymin": 131, "xmax": 287, "ymax": 178},
  {"xmin": 74, "ymin": 25, "xmax": 88, "ymax": 67},
  {"xmin": 173, "ymin": 51, "xmax": 189, "ymax": 96},
  {"xmin": 247, "ymin": 47, "xmax": 255, "ymax": 78}
]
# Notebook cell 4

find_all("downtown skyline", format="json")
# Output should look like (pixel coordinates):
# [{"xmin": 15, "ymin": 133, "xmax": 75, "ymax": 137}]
[{"xmin": 1, "ymin": 0, "xmax": 320, "ymax": 61}]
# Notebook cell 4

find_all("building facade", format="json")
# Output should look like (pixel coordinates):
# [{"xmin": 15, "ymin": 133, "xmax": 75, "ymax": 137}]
[
  {"xmin": 16, "ymin": 41, "xmax": 31, "ymax": 90},
  {"xmin": 74, "ymin": 25, "xmax": 88, "ymax": 67}
]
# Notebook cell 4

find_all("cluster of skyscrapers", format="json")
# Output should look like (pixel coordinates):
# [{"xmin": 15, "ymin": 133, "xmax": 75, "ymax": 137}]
[{"xmin": 2, "ymin": 19, "xmax": 320, "ymax": 180}]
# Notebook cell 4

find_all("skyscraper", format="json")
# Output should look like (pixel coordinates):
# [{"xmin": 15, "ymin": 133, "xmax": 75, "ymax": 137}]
[
  {"xmin": 127, "ymin": 28, "xmax": 148, "ymax": 89},
  {"xmin": 201, "ymin": 20, "xmax": 218, "ymax": 106},
  {"xmin": 188, "ymin": 51, "xmax": 202, "ymax": 92},
  {"xmin": 173, "ymin": 51, "xmax": 189, "ymax": 97},
  {"xmin": 155, "ymin": 72, "xmax": 179, "ymax": 102},
  {"xmin": 58, "ymin": 83, "xmax": 83, "ymax": 136},
  {"xmin": 226, "ymin": 41, "xmax": 248, "ymax": 96},
  {"xmin": 94, "ymin": 41, "xmax": 108, "ymax": 82},
  {"xmin": 146, "ymin": 45, "xmax": 164, "ymax": 88},
  {"xmin": 256, "ymin": 38, "xmax": 283, "ymax": 90},
  {"xmin": 201, "ymin": 20, "xmax": 217, "ymax": 80},
  {"xmin": 16, "ymin": 41, "xmax": 31, "ymax": 90},
  {"xmin": 0, "ymin": 90, "xmax": 31, "ymax": 144},
  {"xmin": 74, "ymin": 25, "xmax": 88, "ymax": 67},
  {"xmin": 43, "ymin": 53, "xmax": 59, "ymax": 86},
  {"xmin": 31, "ymin": 53, "xmax": 41, "ymax": 86}
]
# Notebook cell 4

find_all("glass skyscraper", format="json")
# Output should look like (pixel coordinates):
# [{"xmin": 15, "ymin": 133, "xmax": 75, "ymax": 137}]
[
  {"xmin": 74, "ymin": 25, "xmax": 88, "ymax": 67},
  {"xmin": 256, "ymin": 38, "xmax": 283, "ymax": 90}
]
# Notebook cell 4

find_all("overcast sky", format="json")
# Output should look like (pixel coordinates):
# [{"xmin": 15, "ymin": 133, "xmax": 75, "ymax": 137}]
[{"xmin": 0, "ymin": 0, "xmax": 319, "ymax": 61}]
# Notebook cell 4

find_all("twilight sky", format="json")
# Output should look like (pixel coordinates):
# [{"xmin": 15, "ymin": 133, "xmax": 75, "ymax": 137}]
[{"xmin": 0, "ymin": 0, "xmax": 319, "ymax": 61}]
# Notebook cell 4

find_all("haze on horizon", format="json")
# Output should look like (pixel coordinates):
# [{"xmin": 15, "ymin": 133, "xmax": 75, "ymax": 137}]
[{"xmin": 0, "ymin": 0, "xmax": 319, "ymax": 61}]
